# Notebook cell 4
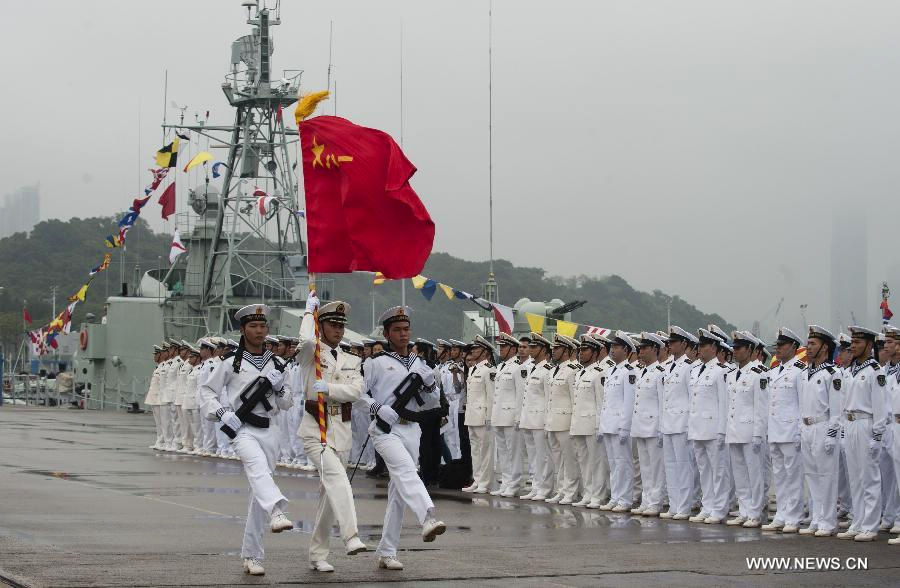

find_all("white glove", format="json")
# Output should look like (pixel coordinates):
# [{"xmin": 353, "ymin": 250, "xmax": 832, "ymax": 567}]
[
  {"xmin": 656, "ymin": 434, "xmax": 663, "ymax": 448},
  {"xmin": 265, "ymin": 370, "xmax": 284, "ymax": 391},
  {"xmin": 751, "ymin": 436, "xmax": 762, "ymax": 454},
  {"xmin": 305, "ymin": 292, "xmax": 320, "ymax": 313},
  {"xmin": 422, "ymin": 371, "xmax": 436, "ymax": 387},
  {"xmin": 596, "ymin": 431, "xmax": 604, "ymax": 442},
  {"xmin": 868, "ymin": 439, "xmax": 881, "ymax": 459},
  {"xmin": 220, "ymin": 410, "xmax": 241, "ymax": 432},
  {"xmin": 377, "ymin": 404, "xmax": 400, "ymax": 425},
  {"xmin": 717, "ymin": 433, "xmax": 726, "ymax": 448},
  {"xmin": 312, "ymin": 380, "xmax": 328, "ymax": 395},
  {"xmin": 617, "ymin": 429, "xmax": 628, "ymax": 445},
  {"xmin": 824, "ymin": 436, "xmax": 836, "ymax": 455}
]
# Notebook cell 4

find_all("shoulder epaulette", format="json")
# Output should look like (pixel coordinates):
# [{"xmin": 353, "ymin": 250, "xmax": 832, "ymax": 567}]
[
  {"xmin": 683, "ymin": 358, "xmax": 693, "ymax": 365},
  {"xmin": 543, "ymin": 363, "xmax": 553, "ymax": 370},
  {"xmin": 372, "ymin": 350, "xmax": 387, "ymax": 359},
  {"xmin": 718, "ymin": 362, "xmax": 728, "ymax": 369},
  {"xmin": 794, "ymin": 360, "xmax": 806, "ymax": 369},
  {"xmin": 514, "ymin": 358, "xmax": 521, "ymax": 364},
  {"xmin": 655, "ymin": 365, "xmax": 665, "ymax": 372},
  {"xmin": 222, "ymin": 351, "xmax": 235, "ymax": 359},
  {"xmin": 568, "ymin": 362, "xmax": 580, "ymax": 369},
  {"xmin": 750, "ymin": 366, "xmax": 762, "ymax": 373},
  {"xmin": 825, "ymin": 366, "xmax": 835, "ymax": 374},
  {"xmin": 624, "ymin": 364, "xmax": 634, "ymax": 371},
  {"xmin": 594, "ymin": 364, "xmax": 604, "ymax": 372},
  {"xmin": 759, "ymin": 364, "xmax": 769, "ymax": 371}
]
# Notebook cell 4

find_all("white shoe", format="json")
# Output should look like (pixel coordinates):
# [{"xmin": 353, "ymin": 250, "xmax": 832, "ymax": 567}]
[
  {"xmin": 838, "ymin": 520, "xmax": 852, "ymax": 529},
  {"xmin": 704, "ymin": 517, "xmax": 723, "ymax": 525},
  {"xmin": 243, "ymin": 557, "xmax": 265, "ymax": 576},
  {"xmin": 531, "ymin": 494, "xmax": 548, "ymax": 501},
  {"xmin": 814, "ymin": 528, "xmax": 835, "ymax": 537},
  {"xmin": 726, "ymin": 516, "xmax": 746, "ymax": 526},
  {"xmin": 573, "ymin": 498, "xmax": 591, "ymax": 507},
  {"xmin": 611, "ymin": 504, "xmax": 631, "ymax": 513},
  {"xmin": 489, "ymin": 489, "xmax": 504, "ymax": 496},
  {"xmin": 545, "ymin": 494, "xmax": 562, "ymax": 504},
  {"xmin": 836, "ymin": 529, "xmax": 859, "ymax": 540},
  {"xmin": 461, "ymin": 483, "xmax": 477, "ymax": 493},
  {"xmin": 672, "ymin": 513, "xmax": 691, "ymax": 520},
  {"xmin": 761, "ymin": 520, "xmax": 785, "ymax": 531},
  {"xmin": 659, "ymin": 512, "xmax": 675, "ymax": 519},
  {"xmin": 798, "ymin": 526, "xmax": 817, "ymax": 535},
  {"xmin": 888, "ymin": 536, "xmax": 900, "ymax": 545},
  {"xmin": 270, "ymin": 512, "xmax": 293, "ymax": 533},
  {"xmin": 742, "ymin": 518, "xmax": 761, "ymax": 528},
  {"xmin": 586, "ymin": 501, "xmax": 604, "ymax": 509},
  {"xmin": 781, "ymin": 525, "xmax": 799, "ymax": 534},
  {"xmin": 630, "ymin": 505, "xmax": 646, "ymax": 515},
  {"xmin": 472, "ymin": 487, "xmax": 488, "ymax": 494},
  {"xmin": 309, "ymin": 560, "xmax": 334, "ymax": 572},
  {"xmin": 642, "ymin": 508, "xmax": 660, "ymax": 517},
  {"xmin": 500, "ymin": 490, "xmax": 518, "ymax": 498},
  {"xmin": 689, "ymin": 512, "xmax": 710, "ymax": 523},
  {"xmin": 558, "ymin": 496, "xmax": 575, "ymax": 505},
  {"xmin": 519, "ymin": 491, "xmax": 536, "ymax": 500},
  {"xmin": 345, "ymin": 535, "xmax": 367, "ymax": 555},
  {"xmin": 598, "ymin": 501, "xmax": 616, "ymax": 511},
  {"xmin": 378, "ymin": 556, "xmax": 404, "ymax": 570},
  {"xmin": 422, "ymin": 518, "xmax": 446, "ymax": 542},
  {"xmin": 728, "ymin": 510, "xmax": 740, "ymax": 517},
  {"xmin": 853, "ymin": 531, "xmax": 877, "ymax": 542},
  {"xmin": 890, "ymin": 525, "xmax": 900, "ymax": 534}
]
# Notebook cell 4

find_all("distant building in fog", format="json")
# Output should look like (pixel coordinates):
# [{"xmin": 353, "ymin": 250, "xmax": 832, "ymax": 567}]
[
  {"xmin": 830, "ymin": 210, "xmax": 869, "ymax": 332},
  {"xmin": 0, "ymin": 184, "xmax": 40, "ymax": 239}
]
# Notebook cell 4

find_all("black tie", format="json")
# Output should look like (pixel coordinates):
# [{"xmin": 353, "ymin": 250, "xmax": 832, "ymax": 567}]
[
  {"xmin": 779, "ymin": 365, "xmax": 784, "ymax": 374},
  {"xmin": 641, "ymin": 368, "xmax": 647, "ymax": 377},
  {"xmin": 670, "ymin": 363, "xmax": 675, "ymax": 372},
  {"xmin": 698, "ymin": 365, "xmax": 706, "ymax": 376},
  {"xmin": 736, "ymin": 370, "xmax": 741, "ymax": 380},
  {"xmin": 331, "ymin": 349, "xmax": 338, "ymax": 360}
]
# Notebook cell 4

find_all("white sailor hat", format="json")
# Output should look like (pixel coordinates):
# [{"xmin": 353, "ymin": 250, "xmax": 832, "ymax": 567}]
[
  {"xmin": 552, "ymin": 333, "xmax": 576, "ymax": 350},
  {"xmin": 159, "ymin": 341, "xmax": 170, "ymax": 350},
  {"xmin": 876, "ymin": 332, "xmax": 886, "ymax": 344},
  {"xmin": 214, "ymin": 336, "xmax": 229, "ymax": 347},
  {"xmin": 708, "ymin": 324, "xmax": 730, "ymax": 344},
  {"xmin": 226, "ymin": 338, "xmax": 239, "ymax": 348},
  {"xmin": 808, "ymin": 325, "xmax": 836, "ymax": 344},
  {"xmin": 168, "ymin": 338, "xmax": 182, "ymax": 348},
  {"xmin": 235, "ymin": 304, "xmax": 270, "ymax": 325},
  {"xmin": 449, "ymin": 338, "xmax": 466, "ymax": 348},
  {"xmin": 719, "ymin": 341, "xmax": 733, "ymax": 353},
  {"xmin": 731, "ymin": 330, "xmax": 757, "ymax": 347},
  {"xmin": 838, "ymin": 332, "xmax": 851, "ymax": 347},
  {"xmin": 435, "ymin": 338, "xmax": 449, "ymax": 347},
  {"xmin": 379, "ymin": 306, "xmax": 411, "ymax": 327},
  {"xmin": 697, "ymin": 328, "xmax": 723, "ymax": 346},
  {"xmin": 153, "ymin": 345, "xmax": 163, "ymax": 352},
  {"xmin": 415, "ymin": 338, "xmax": 435, "ymax": 348},
  {"xmin": 849, "ymin": 325, "xmax": 878, "ymax": 340},
  {"xmin": 529, "ymin": 332, "xmax": 553, "ymax": 348},
  {"xmin": 518, "ymin": 333, "xmax": 533, "ymax": 343},
  {"xmin": 264, "ymin": 335, "xmax": 279, "ymax": 344},
  {"xmin": 883, "ymin": 326, "xmax": 900, "ymax": 340},
  {"xmin": 471, "ymin": 334, "xmax": 496, "ymax": 354},
  {"xmin": 339, "ymin": 339, "xmax": 352, "ymax": 350},
  {"xmin": 590, "ymin": 333, "xmax": 613, "ymax": 348},
  {"xmin": 611, "ymin": 330, "xmax": 637, "ymax": 353},
  {"xmin": 774, "ymin": 327, "xmax": 803, "ymax": 346},
  {"xmin": 362, "ymin": 338, "xmax": 377, "ymax": 346},
  {"xmin": 579, "ymin": 333, "xmax": 602, "ymax": 349},
  {"xmin": 187, "ymin": 345, "xmax": 200, "ymax": 355},
  {"xmin": 198, "ymin": 338, "xmax": 216, "ymax": 350},
  {"xmin": 319, "ymin": 301, "xmax": 350, "ymax": 324},
  {"xmin": 179, "ymin": 339, "xmax": 194, "ymax": 349},
  {"xmin": 496, "ymin": 333, "xmax": 519, "ymax": 347},
  {"xmin": 638, "ymin": 332, "xmax": 664, "ymax": 348},
  {"xmin": 655, "ymin": 330, "xmax": 670, "ymax": 343}
]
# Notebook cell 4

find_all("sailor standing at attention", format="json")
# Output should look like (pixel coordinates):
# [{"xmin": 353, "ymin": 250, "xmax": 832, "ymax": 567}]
[
  {"xmin": 462, "ymin": 335, "xmax": 498, "ymax": 494},
  {"xmin": 490, "ymin": 333, "xmax": 528, "ymax": 497},
  {"xmin": 598, "ymin": 331, "xmax": 638, "ymax": 512},
  {"xmin": 145, "ymin": 345, "xmax": 165, "ymax": 450},
  {"xmin": 362, "ymin": 306, "xmax": 447, "ymax": 570},
  {"xmin": 630, "ymin": 332, "xmax": 667, "ymax": 516},
  {"xmin": 295, "ymin": 293, "xmax": 368, "ymax": 572},
  {"xmin": 199, "ymin": 304, "xmax": 294, "ymax": 577}
]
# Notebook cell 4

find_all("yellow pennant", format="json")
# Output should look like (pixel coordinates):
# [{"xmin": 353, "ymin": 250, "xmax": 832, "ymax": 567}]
[
  {"xmin": 411, "ymin": 275, "xmax": 427, "ymax": 289},
  {"xmin": 525, "ymin": 312, "xmax": 545, "ymax": 334},
  {"xmin": 556, "ymin": 320, "xmax": 578, "ymax": 338},
  {"xmin": 439, "ymin": 283, "xmax": 455, "ymax": 300}
]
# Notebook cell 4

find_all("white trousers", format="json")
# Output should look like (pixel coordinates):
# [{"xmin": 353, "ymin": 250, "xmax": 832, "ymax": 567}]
[
  {"xmin": 159, "ymin": 403, "xmax": 175, "ymax": 448},
  {"xmin": 150, "ymin": 406, "xmax": 163, "ymax": 447},
  {"xmin": 604, "ymin": 433, "xmax": 634, "ymax": 507},
  {"xmin": 769, "ymin": 441, "xmax": 804, "ymax": 526},
  {"xmin": 729, "ymin": 442, "xmax": 766, "ymax": 520},
  {"xmin": 838, "ymin": 443, "xmax": 852, "ymax": 514},
  {"xmin": 173, "ymin": 405, "xmax": 184, "ymax": 447},
  {"xmin": 181, "ymin": 408, "xmax": 198, "ymax": 451},
  {"xmin": 202, "ymin": 414, "xmax": 218, "ymax": 452},
  {"xmin": 468, "ymin": 425, "xmax": 495, "ymax": 490},
  {"xmin": 845, "ymin": 419, "xmax": 883, "ymax": 533},
  {"xmin": 442, "ymin": 399, "xmax": 462, "ymax": 461},
  {"xmin": 233, "ymin": 424, "xmax": 287, "ymax": 560},
  {"xmin": 547, "ymin": 430, "xmax": 579, "ymax": 499},
  {"xmin": 693, "ymin": 439, "xmax": 729, "ymax": 519},
  {"xmin": 800, "ymin": 423, "xmax": 839, "ymax": 531},
  {"xmin": 349, "ymin": 403, "xmax": 374, "ymax": 466},
  {"xmin": 663, "ymin": 432, "xmax": 694, "ymax": 515},
  {"xmin": 894, "ymin": 423, "xmax": 900, "ymax": 515},
  {"xmin": 288, "ymin": 401, "xmax": 307, "ymax": 462},
  {"xmin": 880, "ymin": 427, "xmax": 900, "ymax": 525},
  {"xmin": 635, "ymin": 437, "xmax": 665, "ymax": 510},
  {"xmin": 371, "ymin": 422, "xmax": 434, "ymax": 558},
  {"xmin": 303, "ymin": 439, "xmax": 359, "ymax": 562},
  {"xmin": 571, "ymin": 434, "xmax": 609, "ymax": 504},
  {"xmin": 632, "ymin": 438, "xmax": 642, "ymax": 503},
  {"xmin": 523, "ymin": 428, "xmax": 553, "ymax": 496},
  {"xmin": 494, "ymin": 425, "xmax": 525, "ymax": 493}
]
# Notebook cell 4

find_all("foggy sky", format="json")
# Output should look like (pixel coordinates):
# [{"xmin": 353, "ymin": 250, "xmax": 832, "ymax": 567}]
[{"xmin": 4, "ymin": 0, "xmax": 900, "ymax": 337}]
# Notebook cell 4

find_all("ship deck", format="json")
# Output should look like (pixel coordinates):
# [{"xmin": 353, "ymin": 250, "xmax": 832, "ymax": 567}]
[{"xmin": 0, "ymin": 406, "xmax": 896, "ymax": 587}]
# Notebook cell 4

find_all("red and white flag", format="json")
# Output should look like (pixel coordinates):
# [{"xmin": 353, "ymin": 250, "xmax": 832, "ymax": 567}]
[
  {"xmin": 491, "ymin": 303, "xmax": 515, "ymax": 335},
  {"xmin": 255, "ymin": 189, "xmax": 277, "ymax": 216},
  {"xmin": 586, "ymin": 326, "xmax": 611, "ymax": 337},
  {"xmin": 169, "ymin": 227, "xmax": 187, "ymax": 264}
]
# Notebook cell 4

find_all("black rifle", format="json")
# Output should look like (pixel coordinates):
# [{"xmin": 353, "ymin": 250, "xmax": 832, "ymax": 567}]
[
  {"xmin": 375, "ymin": 372, "xmax": 448, "ymax": 433},
  {"xmin": 220, "ymin": 359, "xmax": 287, "ymax": 439}
]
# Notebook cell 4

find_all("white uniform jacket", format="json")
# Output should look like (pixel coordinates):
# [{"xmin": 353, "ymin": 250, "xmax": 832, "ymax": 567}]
[
  {"xmin": 491, "ymin": 358, "xmax": 526, "ymax": 427},
  {"xmin": 842, "ymin": 358, "xmax": 889, "ymax": 436},
  {"xmin": 545, "ymin": 361, "xmax": 578, "ymax": 432},
  {"xmin": 144, "ymin": 364, "xmax": 163, "ymax": 406},
  {"xmin": 631, "ymin": 362, "xmax": 665, "ymax": 439},
  {"xmin": 660, "ymin": 356, "xmax": 694, "ymax": 435},
  {"xmin": 767, "ymin": 358, "xmax": 805, "ymax": 443},
  {"xmin": 464, "ymin": 360, "xmax": 496, "ymax": 427},
  {"xmin": 687, "ymin": 358, "xmax": 728, "ymax": 441},
  {"xmin": 199, "ymin": 350, "xmax": 293, "ymax": 424},
  {"xmin": 599, "ymin": 360, "xmax": 636, "ymax": 435},
  {"xmin": 520, "ymin": 359, "xmax": 553, "ymax": 430},
  {"xmin": 725, "ymin": 362, "xmax": 768, "ymax": 443},
  {"xmin": 570, "ymin": 361, "xmax": 604, "ymax": 436}
]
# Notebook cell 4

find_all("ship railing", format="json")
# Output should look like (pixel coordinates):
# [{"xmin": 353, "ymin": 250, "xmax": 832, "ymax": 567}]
[
  {"xmin": 1, "ymin": 374, "xmax": 68, "ymax": 408},
  {"xmin": 222, "ymin": 69, "xmax": 302, "ymax": 98},
  {"xmin": 75, "ymin": 374, "xmax": 153, "ymax": 412}
]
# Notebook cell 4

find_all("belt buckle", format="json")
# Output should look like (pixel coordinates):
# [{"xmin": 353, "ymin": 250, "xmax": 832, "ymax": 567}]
[
  {"xmin": 846, "ymin": 413, "xmax": 855, "ymax": 422},
  {"xmin": 895, "ymin": 414, "xmax": 900, "ymax": 424},
  {"xmin": 803, "ymin": 417, "xmax": 812, "ymax": 426}
]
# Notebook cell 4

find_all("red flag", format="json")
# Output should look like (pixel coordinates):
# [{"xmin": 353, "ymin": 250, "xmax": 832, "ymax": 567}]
[
  {"xmin": 23, "ymin": 308, "xmax": 32, "ymax": 324},
  {"xmin": 158, "ymin": 177, "xmax": 176, "ymax": 220},
  {"xmin": 491, "ymin": 303, "xmax": 514, "ymax": 334},
  {"xmin": 299, "ymin": 116, "xmax": 434, "ymax": 279}
]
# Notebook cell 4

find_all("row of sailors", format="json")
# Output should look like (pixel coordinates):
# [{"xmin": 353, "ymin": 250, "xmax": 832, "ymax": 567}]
[
  {"xmin": 441, "ymin": 324, "xmax": 900, "ymax": 544},
  {"xmin": 143, "ymin": 335, "xmax": 318, "ymax": 471}
]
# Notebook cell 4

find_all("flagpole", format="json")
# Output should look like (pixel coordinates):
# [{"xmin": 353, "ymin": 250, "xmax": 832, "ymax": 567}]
[{"xmin": 399, "ymin": 20, "xmax": 406, "ymax": 310}]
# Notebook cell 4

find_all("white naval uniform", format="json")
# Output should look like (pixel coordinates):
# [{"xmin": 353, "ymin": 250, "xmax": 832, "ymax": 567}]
[
  {"xmin": 491, "ymin": 358, "xmax": 527, "ymax": 495},
  {"xmin": 520, "ymin": 359, "xmax": 554, "ymax": 497},
  {"xmin": 879, "ymin": 363, "xmax": 900, "ymax": 529},
  {"xmin": 198, "ymin": 357, "xmax": 221, "ymax": 453},
  {"xmin": 545, "ymin": 361, "xmax": 580, "ymax": 501},
  {"xmin": 632, "ymin": 362, "xmax": 666, "ymax": 511},
  {"xmin": 688, "ymin": 358, "xmax": 729, "ymax": 519},
  {"xmin": 799, "ymin": 362, "xmax": 841, "ymax": 532},
  {"xmin": 199, "ymin": 349, "xmax": 293, "ymax": 561},
  {"xmin": 158, "ymin": 358, "xmax": 178, "ymax": 450},
  {"xmin": 174, "ymin": 359, "xmax": 192, "ymax": 449},
  {"xmin": 363, "ymin": 350, "xmax": 439, "ymax": 558},
  {"xmin": 661, "ymin": 355, "xmax": 696, "ymax": 515},
  {"xmin": 725, "ymin": 362, "xmax": 768, "ymax": 521},
  {"xmin": 570, "ymin": 359, "xmax": 612, "ymax": 506},
  {"xmin": 842, "ymin": 358, "xmax": 888, "ymax": 534},
  {"xmin": 349, "ymin": 358, "xmax": 373, "ymax": 467},
  {"xmin": 465, "ymin": 360, "xmax": 496, "ymax": 491},
  {"xmin": 439, "ymin": 361, "xmax": 463, "ymax": 460},
  {"xmin": 144, "ymin": 363, "xmax": 164, "ymax": 448},
  {"xmin": 599, "ymin": 360, "xmax": 637, "ymax": 508},
  {"xmin": 284, "ymin": 362, "xmax": 309, "ymax": 465},
  {"xmin": 889, "ymin": 366, "xmax": 900, "ymax": 528},
  {"xmin": 295, "ymin": 312, "xmax": 364, "ymax": 563},
  {"xmin": 181, "ymin": 363, "xmax": 201, "ymax": 452},
  {"xmin": 767, "ymin": 357, "xmax": 806, "ymax": 526}
]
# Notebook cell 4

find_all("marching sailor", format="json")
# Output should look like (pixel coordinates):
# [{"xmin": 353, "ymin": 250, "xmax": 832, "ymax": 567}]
[
  {"xmin": 199, "ymin": 304, "xmax": 294, "ymax": 576},
  {"xmin": 362, "ymin": 306, "xmax": 447, "ymax": 570},
  {"xmin": 296, "ymin": 294, "xmax": 368, "ymax": 571}
]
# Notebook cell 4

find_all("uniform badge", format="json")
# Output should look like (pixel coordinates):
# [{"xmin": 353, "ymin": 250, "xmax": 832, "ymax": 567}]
[
  {"xmin": 601, "ymin": 377, "xmax": 606, "ymax": 386},
  {"xmin": 489, "ymin": 373, "xmax": 496, "ymax": 381},
  {"xmin": 833, "ymin": 379, "xmax": 841, "ymax": 391},
  {"xmin": 760, "ymin": 378, "xmax": 768, "ymax": 390},
  {"xmin": 877, "ymin": 374, "xmax": 886, "ymax": 386},
  {"xmin": 521, "ymin": 369, "xmax": 528, "ymax": 378},
  {"xmin": 628, "ymin": 374, "xmax": 636, "ymax": 384}
]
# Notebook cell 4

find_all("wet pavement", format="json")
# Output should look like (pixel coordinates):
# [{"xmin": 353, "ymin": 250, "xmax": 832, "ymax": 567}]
[{"xmin": 0, "ymin": 406, "xmax": 897, "ymax": 587}]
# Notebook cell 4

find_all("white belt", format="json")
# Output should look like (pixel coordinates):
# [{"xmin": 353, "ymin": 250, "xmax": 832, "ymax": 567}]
[
  {"xmin": 844, "ymin": 410, "xmax": 872, "ymax": 422},
  {"xmin": 802, "ymin": 415, "xmax": 828, "ymax": 426}
]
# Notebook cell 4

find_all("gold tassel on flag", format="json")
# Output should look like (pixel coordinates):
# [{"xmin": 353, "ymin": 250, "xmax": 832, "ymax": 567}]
[{"xmin": 295, "ymin": 90, "xmax": 330, "ymax": 123}]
